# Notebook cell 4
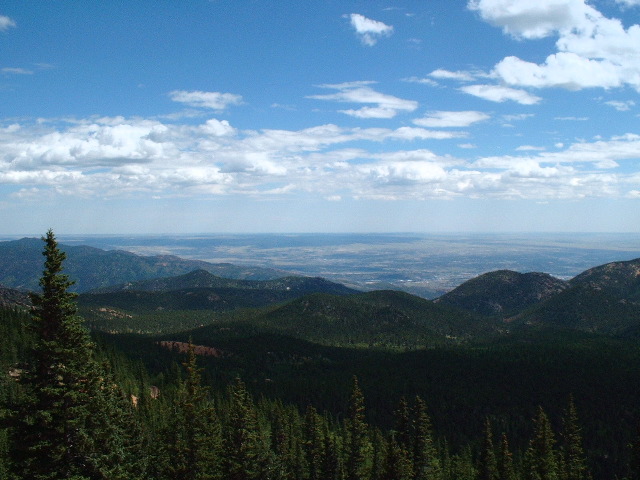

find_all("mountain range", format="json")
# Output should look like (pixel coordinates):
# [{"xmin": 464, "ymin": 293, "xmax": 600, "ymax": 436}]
[
  {"xmin": 1, "ymin": 237, "xmax": 639, "ymax": 340},
  {"xmin": 0, "ymin": 237, "xmax": 287, "ymax": 292}
]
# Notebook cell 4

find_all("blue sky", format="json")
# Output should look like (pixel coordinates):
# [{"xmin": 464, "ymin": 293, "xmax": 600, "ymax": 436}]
[{"xmin": 1, "ymin": 0, "xmax": 640, "ymax": 234}]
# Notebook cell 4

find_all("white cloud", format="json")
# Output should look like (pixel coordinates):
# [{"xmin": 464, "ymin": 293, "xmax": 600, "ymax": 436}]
[
  {"xmin": 1, "ymin": 67, "xmax": 33, "ymax": 75},
  {"xmin": 428, "ymin": 69, "xmax": 477, "ymax": 82},
  {"xmin": 402, "ymin": 76, "xmax": 439, "ymax": 86},
  {"xmin": 386, "ymin": 127, "xmax": 466, "ymax": 140},
  {"xmin": 502, "ymin": 113, "xmax": 534, "ymax": 122},
  {"xmin": 339, "ymin": 107, "xmax": 399, "ymax": 119},
  {"xmin": 460, "ymin": 84, "xmax": 542, "ymax": 104},
  {"xmin": 468, "ymin": 0, "xmax": 588, "ymax": 40},
  {"xmin": 348, "ymin": 13, "xmax": 393, "ymax": 46},
  {"xmin": 469, "ymin": 0, "xmax": 640, "ymax": 91},
  {"xmin": 308, "ymin": 82, "xmax": 418, "ymax": 118},
  {"xmin": 413, "ymin": 111, "xmax": 490, "ymax": 128},
  {"xmin": 200, "ymin": 119, "xmax": 236, "ymax": 136},
  {"xmin": 516, "ymin": 145, "xmax": 546, "ymax": 151},
  {"xmin": 555, "ymin": 116, "xmax": 589, "ymax": 121},
  {"xmin": 605, "ymin": 100, "xmax": 635, "ymax": 111},
  {"xmin": 1, "ymin": 116, "xmax": 639, "ymax": 202},
  {"xmin": 616, "ymin": 0, "xmax": 640, "ymax": 6},
  {"xmin": 0, "ymin": 15, "xmax": 16, "ymax": 31},
  {"xmin": 169, "ymin": 90, "xmax": 243, "ymax": 111},
  {"xmin": 494, "ymin": 54, "xmax": 624, "ymax": 90}
]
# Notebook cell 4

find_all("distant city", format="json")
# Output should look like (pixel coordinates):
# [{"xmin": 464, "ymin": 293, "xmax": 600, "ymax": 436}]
[{"xmin": 40, "ymin": 232, "xmax": 640, "ymax": 299}]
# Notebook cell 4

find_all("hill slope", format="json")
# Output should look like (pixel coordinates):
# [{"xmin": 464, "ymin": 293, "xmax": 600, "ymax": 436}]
[
  {"xmin": 435, "ymin": 270, "xmax": 568, "ymax": 318},
  {"xmin": 186, "ymin": 289, "xmax": 497, "ymax": 348},
  {"xmin": 89, "ymin": 268, "xmax": 357, "ymax": 296},
  {"xmin": 0, "ymin": 238, "xmax": 288, "ymax": 292},
  {"xmin": 515, "ymin": 258, "xmax": 640, "ymax": 333}
]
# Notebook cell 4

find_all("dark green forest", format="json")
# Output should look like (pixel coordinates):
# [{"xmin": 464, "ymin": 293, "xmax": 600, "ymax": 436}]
[{"xmin": 2, "ymin": 231, "xmax": 640, "ymax": 479}]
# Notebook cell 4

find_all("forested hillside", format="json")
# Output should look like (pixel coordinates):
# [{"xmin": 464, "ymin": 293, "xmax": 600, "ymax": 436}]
[
  {"xmin": 2, "ymin": 233, "xmax": 640, "ymax": 479},
  {"xmin": 0, "ymin": 237, "xmax": 287, "ymax": 292}
]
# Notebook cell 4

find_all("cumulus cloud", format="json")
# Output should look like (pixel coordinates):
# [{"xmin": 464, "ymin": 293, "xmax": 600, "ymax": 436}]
[
  {"xmin": 348, "ymin": 13, "xmax": 393, "ymax": 46},
  {"xmin": 0, "ymin": 15, "xmax": 16, "ymax": 31},
  {"xmin": 460, "ymin": 84, "xmax": 542, "ymax": 104},
  {"xmin": 413, "ymin": 111, "xmax": 490, "ymax": 128},
  {"xmin": 169, "ymin": 90, "xmax": 243, "ymax": 111},
  {"xmin": 1, "ymin": 115, "xmax": 639, "ymax": 202},
  {"xmin": 469, "ymin": 0, "xmax": 640, "ymax": 91},
  {"xmin": 494, "ymin": 54, "xmax": 624, "ymax": 90},
  {"xmin": 468, "ymin": 0, "xmax": 587, "ymax": 39},
  {"xmin": 200, "ymin": 119, "xmax": 237, "ymax": 136},
  {"xmin": 308, "ymin": 82, "xmax": 418, "ymax": 118}
]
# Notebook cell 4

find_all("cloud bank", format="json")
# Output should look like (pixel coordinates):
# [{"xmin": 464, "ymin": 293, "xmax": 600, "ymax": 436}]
[{"xmin": 1, "ymin": 113, "xmax": 638, "ymax": 203}]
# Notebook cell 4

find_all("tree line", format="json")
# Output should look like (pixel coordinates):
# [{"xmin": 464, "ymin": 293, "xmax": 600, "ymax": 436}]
[{"xmin": 0, "ymin": 231, "xmax": 638, "ymax": 479}]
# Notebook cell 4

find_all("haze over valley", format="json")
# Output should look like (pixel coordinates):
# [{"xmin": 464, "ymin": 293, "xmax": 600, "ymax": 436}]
[{"xmin": 51, "ymin": 232, "xmax": 640, "ymax": 298}]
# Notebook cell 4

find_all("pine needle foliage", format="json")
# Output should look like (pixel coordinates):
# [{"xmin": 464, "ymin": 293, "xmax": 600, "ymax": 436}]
[{"xmin": 7, "ymin": 230, "xmax": 139, "ymax": 480}]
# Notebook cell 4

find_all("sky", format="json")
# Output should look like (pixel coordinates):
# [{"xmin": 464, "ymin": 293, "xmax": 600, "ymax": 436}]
[{"xmin": 1, "ymin": 0, "xmax": 640, "ymax": 234}]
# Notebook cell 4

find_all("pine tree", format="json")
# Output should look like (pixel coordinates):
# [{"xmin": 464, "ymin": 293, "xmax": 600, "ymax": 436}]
[
  {"xmin": 395, "ymin": 396, "xmax": 413, "ymax": 454},
  {"xmin": 497, "ymin": 433, "xmax": 517, "ymax": 480},
  {"xmin": 303, "ymin": 404, "xmax": 324, "ymax": 480},
  {"xmin": 381, "ymin": 433, "xmax": 413, "ymax": 480},
  {"xmin": 448, "ymin": 449, "xmax": 475, "ymax": 480},
  {"xmin": 8, "ymin": 230, "xmax": 137, "ymax": 480},
  {"xmin": 321, "ymin": 416, "xmax": 342, "ymax": 480},
  {"xmin": 223, "ymin": 377, "xmax": 270, "ymax": 480},
  {"xmin": 270, "ymin": 401, "xmax": 302, "ymax": 480},
  {"xmin": 478, "ymin": 418, "xmax": 499, "ymax": 480},
  {"xmin": 370, "ymin": 427, "xmax": 386, "ymax": 480},
  {"xmin": 413, "ymin": 395, "xmax": 441, "ymax": 480},
  {"xmin": 344, "ymin": 376, "xmax": 372, "ymax": 480},
  {"xmin": 559, "ymin": 397, "xmax": 589, "ymax": 480},
  {"xmin": 524, "ymin": 406, "xmax": 559, "ymax": 480},
  {"xmin": 164, "ymin": 342, "xmax": 222, "ymax": 480}
]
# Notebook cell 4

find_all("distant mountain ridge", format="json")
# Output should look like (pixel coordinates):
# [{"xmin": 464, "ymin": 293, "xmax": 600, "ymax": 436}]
[
  {"xmin": 435, "ymin": 270, "xmax": 569, "ymax": 317},
  {"xmin": 514, "ymin": 258, "xmax": 640, "ymax": 333},
  {"xmin": 0, "ymin": 237, "xmax": 289, "ymax": 292},
  {"xmin": 89, "ymin": 268, "xmax": 357, "ymax": 296},
  {"xmin": 436, "ymin": 258, "xmax": 640, "ymax": 335},
  {"xmin": 78, "ymin": 270, "xmax": 359, "ymax": 323},
  {"xmin": 3, "ymin": 235, "xmax": 640, "ymax": 340}
]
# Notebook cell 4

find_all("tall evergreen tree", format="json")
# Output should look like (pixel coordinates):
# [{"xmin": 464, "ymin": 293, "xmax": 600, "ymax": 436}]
[
  {"xmin": 559, "ymin": 397, "xmax": 589, "ymax": 480},
  {"xmin": 395, "ymin": 396, "xmax": 413, "ymax": 454},
  {"xmin": 478, "ymin": 418, "xmax": 499, "ymax": 480},
  {"xmin": 303, "ymin": 404, "xmax": 325, "ymax": 480},
  {"xmin": 269, "ymin": 401, "xmax": 302, "ymax": 480},
  {"xmin": 321, "ymin": 416, "xmax": 342, "ymax": 480},
  {"xmin": 8, "ymin": 230, "xmax": 137, "ymax": 480},
  {"xmin": 223, "ymin": 377, "xmax": 270, "ymax": 480},
  {"xmin": 413, "ymin": 395, "xmax": 441, "ymax": 480},
  {"xmin": 163, "ymin": 342, "xmax": 222, "ymax": 480},
  {"xmin": 344, "ymin": 376, "xmax": 372, "ymax": 480},
  {"xmin": 524, "ymin": 406, "xmax": 559, "ymax": 480},
  {"xmin": 497, "ymin": 433, "xmax": 517, "ymax": 480}
]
